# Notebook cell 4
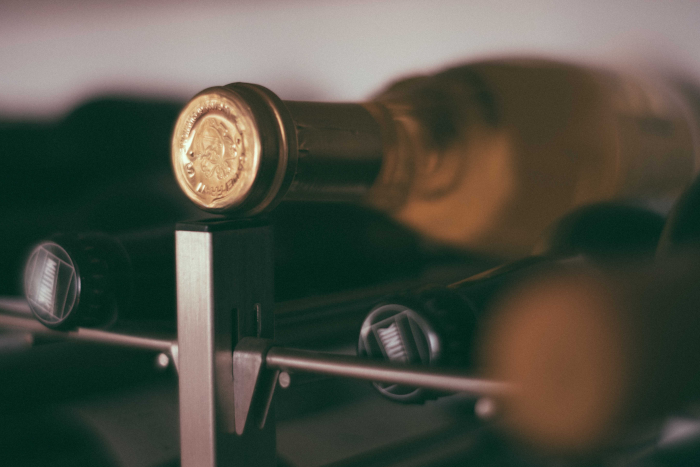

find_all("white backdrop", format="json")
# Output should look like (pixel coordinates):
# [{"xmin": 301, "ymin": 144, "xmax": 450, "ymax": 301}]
[{"xmin": 1, "ymin": 0, "xmax": 699, "ymax": 118}]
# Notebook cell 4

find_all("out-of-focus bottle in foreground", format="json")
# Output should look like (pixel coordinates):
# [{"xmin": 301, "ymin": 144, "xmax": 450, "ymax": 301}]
[
  {"xmin": 479, "ymin": 254, "xmax": 700, "ymax": 454},
  {"xmin": 171, "ymin": 58, "xmax": 699, "ymax": 257}
]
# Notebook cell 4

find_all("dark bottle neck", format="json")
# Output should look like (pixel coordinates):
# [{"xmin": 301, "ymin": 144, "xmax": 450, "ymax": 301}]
[{"xmin": 280, "ymin": 100, "xmax": 384, "ymax": 203}]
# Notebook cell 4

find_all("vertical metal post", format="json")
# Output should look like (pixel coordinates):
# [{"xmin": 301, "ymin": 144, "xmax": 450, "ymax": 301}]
[{"xmin": 176, "ymin": 218, "xmax": 276, "ymax": 467}]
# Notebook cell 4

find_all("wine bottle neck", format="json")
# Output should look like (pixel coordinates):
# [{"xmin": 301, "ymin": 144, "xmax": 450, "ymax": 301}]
[{"xmin": 281, "ymin": 100, "xmax": 383, "ymax": 203}]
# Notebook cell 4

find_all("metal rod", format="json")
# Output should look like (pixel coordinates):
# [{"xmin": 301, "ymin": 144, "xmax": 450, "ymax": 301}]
[
  {"xmin": 0, "ymin": 312, "xmax": 175, "ymax": 353},
  {"xmin": 2, "ymin": 302, "xmax": 510, "ymax": 398},
  {"xmin": 265, "ymin": 346, "xmax": 512, "ymax": 397}
]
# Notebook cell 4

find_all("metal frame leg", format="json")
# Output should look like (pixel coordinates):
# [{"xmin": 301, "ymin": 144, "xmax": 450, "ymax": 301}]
[{"xmin": 176, "ymin": 218, "xmax": 276, "ymax": 467}]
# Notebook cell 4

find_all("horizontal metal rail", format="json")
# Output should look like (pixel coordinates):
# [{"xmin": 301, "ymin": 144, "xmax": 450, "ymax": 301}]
[
  {"xmin": 1, "ymin": 298, "xmax": 510, "ymax": 397},
  {"xmin": 0, "ymin": 311, "xmax": 176, "ymax": 353},
  {"xmin": 266, "ymin": 346, "xmax": 512, "ymax": 397}
]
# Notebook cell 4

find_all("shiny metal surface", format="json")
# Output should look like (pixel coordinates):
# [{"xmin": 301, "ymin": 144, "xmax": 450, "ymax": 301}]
[
  {"xmin": 172, "ymin": 87, "xmax": 263, "ymax": 212},
  {"xmin": 232, "ymin": 337, "xmax": 277, "ymax": 436},
  {"xmin": 0, "ymin": 311, "xmax": 176, "ymax": 354},
  {"xmin": 266, "ymin": 346, "xmax": 512, "ymax": 397},
  {"xmin": 1, "ymin": 291, "xmax": 508, "ymax": 400},
  {"xmin": 176, "ymin": 219, "xmax": 276, "ymax": 467},
  {"xmin": 175, "ymin": 229, "xmax": 217, "ymax": 467},
  {"xmin": 172, "ymin": 83, "xmax": 298, "ymax": 216},
  {"xmin": 171, "ymin": 84, "xmax": 384, "ymax": 216}
]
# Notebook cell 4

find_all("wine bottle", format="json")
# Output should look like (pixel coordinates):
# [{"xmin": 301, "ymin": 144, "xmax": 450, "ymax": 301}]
[
  {"xmin": 23, "ymin": 228, "xmax": 175, "ymax": 329},
  {"xmin": 0, "ymin": 98, "xmax": 198, "ymax": 297},
  {"xmin": 356, "ymin": 203, "xmax": 665, "ymax": 402},
  {"xmin": 20, "ymin": 203, "xmax": 438, "ymax": 330},
  {"xmin": 172, "ymin": 58, "xmax": 699, "ymax": 257},
  {"xmin": 480, "ymin": 251, "xmax": 700, "ymax": 453}
]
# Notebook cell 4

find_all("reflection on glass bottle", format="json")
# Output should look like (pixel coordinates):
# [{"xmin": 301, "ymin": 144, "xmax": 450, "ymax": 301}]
[{"xmin": 172, "ymin": 58, "xmax": 699, "ymax": 257}]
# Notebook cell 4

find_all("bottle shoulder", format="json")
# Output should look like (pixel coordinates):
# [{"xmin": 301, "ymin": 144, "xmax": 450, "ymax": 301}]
[{"xmin": 368, "ymin": 59, "xmax": 698, "ymax": 257}]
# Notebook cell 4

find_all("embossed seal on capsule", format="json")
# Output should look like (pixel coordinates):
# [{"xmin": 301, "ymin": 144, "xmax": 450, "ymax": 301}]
[
  {"xmin": 192, "ymin": 118, "xmax": 241, "ymax": 181},
  {"xmin": 171, "ymin": 87, "xmax": 261, "ymax": 212}
]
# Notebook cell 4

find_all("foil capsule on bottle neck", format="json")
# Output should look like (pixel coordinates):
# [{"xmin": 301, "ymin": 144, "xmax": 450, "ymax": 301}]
[
  {"xmin": 171, "ymin": 83, "xmax": 296, "ymax": 215},
  {"xmin": 171, "ymin": 83, "xmax": 386, "ymax": 216}
]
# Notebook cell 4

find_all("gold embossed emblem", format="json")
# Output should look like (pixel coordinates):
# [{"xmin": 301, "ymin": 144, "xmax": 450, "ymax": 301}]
[{"xmin": 172, "ymin": 87, "xmax": 261, "ymax": 211}]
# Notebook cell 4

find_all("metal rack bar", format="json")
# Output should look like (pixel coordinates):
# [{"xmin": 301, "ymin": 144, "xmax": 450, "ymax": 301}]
[
  {"xmin": 177, "ymin": 218, "xmax": 277, "ymax": 467},
  {"xmin": 265, "ymin": 346, "xmax": 511, "ymax": 396},
  {"xmin": 0, "ymin": 312, "xmax": 175, "ymax": 353},
  {"xmin": 0, "ymin": 305, "xmax": 509, "ymax": 397}
]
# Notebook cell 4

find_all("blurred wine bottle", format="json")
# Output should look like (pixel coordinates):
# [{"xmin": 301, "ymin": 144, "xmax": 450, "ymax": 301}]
[
  {"xmin": 357, "ymin": 203, "xmax": 665, "ymax": 403},
  {"xmin": 479, "ymin": 252, "xmax": 700, "ymax": 454},
  {"xmin": 23, "ymin": 229, "xmax": 173, "ymax": 329},
  {"xmin": 172, "ymin": 58, "xmax": 700, "ymax": 257},
  {"xmin": 2, "ymin": 99, "xmax": 447, "ymax": 300},
  {"xmin": 21, "ymin": 202, "xmax": 457, "ymax": 330},
  {"xmin": 0, "ymin": 98, "xmax": 200, "ymax": 296}
]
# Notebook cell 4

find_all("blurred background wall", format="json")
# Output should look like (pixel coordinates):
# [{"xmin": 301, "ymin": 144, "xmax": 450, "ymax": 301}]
[{"xmin": 1, "ymin": 0, "xmax": 699, "ymax": 118}]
